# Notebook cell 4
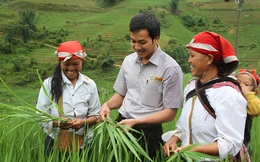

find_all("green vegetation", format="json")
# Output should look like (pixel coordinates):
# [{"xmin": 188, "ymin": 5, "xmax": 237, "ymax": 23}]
[{"xmin": 0, "ymin": 0, "xmax": 259, "ymax": 161}]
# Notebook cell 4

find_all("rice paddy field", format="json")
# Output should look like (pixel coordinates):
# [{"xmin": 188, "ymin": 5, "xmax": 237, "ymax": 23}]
[{"xmin": 1, "ymin": 73, "xmax": 259, "ymax": 161}]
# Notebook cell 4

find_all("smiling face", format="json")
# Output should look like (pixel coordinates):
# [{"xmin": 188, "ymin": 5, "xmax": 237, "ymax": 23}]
[
  {"xmin": 188, "ymin": 49, "xmax": 212, "ymax": 79},
  {"xmin": 130, "ymin": 29, "xmax": 158, "ymax": 64},
  {"xmin": 60, "ymin": 58, "xmax": 82, "ymax": 83}
]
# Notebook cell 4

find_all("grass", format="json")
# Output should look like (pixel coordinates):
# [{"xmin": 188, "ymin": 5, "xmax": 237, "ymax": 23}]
[
  {"xmin": 1, "ymin": 73, "xmax": 259, "ymax": 161},
  {"xmin": 250, "ymin": 116, "xmax": 260, "ymax": 161}
]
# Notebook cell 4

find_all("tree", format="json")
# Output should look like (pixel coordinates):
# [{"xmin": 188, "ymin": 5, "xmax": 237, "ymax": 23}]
[
  {"xmin": 17, "ymin": 9, "xmax": 37, "ymax": 43},
  {"xmin": 4, "ymin": 9, "xmax": 37, "ymax": 43},
  {"xmin": 169, "ymin": 0, "xmax": 179, "ymax": 14}
]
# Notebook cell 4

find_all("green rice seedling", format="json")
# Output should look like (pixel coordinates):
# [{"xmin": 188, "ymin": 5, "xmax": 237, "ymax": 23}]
[
  {"xmin": 88, "ymin": 118, "xmax": 153, "ymax": 162},
  {"xmin": 0, "ymin": 70, "xmax": 69, "ymax": 142},
  {"xmin": 165, "ymin": 145, "xmax": 221, "ymax": 162},
  {"xmin": 0, "ymin": 71, "xmax": 152, "ymax": 161},
  {"xmin": 249, "ymin": 109, "xmax": 260, "ymax": 161},
  {"xmin": 1, "ymin": 70, "xmax": 258, "ymax": 161}
]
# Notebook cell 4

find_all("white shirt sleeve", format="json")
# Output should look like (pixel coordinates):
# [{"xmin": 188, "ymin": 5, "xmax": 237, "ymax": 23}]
[{"xmin": 209, "ymin": 87, "xmax": 247, "ymax": 159}]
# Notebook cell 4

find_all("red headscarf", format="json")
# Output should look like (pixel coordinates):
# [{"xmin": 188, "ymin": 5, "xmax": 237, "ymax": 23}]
[
  {"xmin": 186, "ymin": 31, "xmax": 238, "ymax": 76},
  {"xmin": 55, "ymin": 41, "xmax": 87, "ymax": 61}
]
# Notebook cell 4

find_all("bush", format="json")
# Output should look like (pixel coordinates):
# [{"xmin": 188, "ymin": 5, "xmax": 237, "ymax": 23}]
[
  {"xmin": 83, "ymin": 57, "xmax": 98, "ymax": 70},
  {"xmin": 0, "ymin": 40, "xmax": 14, "ymax": 54},
  {"xmin": 169, "ymin": 0, "xmax": 179, "ymax": 14},
  {"xmin": 101, "ymin": 57, "xmax": 115, "ymax": 70},
  {"xmin": 165, "ymin": 44, "xmax": 189, "ymax": 74},
  {"xmin": 180, "ymin": 14, "xmax": 196, "ymax": 27}
]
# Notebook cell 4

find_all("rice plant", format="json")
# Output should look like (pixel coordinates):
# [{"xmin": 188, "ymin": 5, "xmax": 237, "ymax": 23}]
[
  {"xmin": 165, "ymin": 145, "xmax": 220, "ymax": 162},
  {"xmin": 0, "ymin": 71, "xmax": 258, "ymax": 161},
  {"xmin": 88, "ymin": 118, "xmax": 152, "ymax": 162}
]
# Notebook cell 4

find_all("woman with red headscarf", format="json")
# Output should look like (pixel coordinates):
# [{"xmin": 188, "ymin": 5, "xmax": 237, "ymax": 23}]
[
  {"xmin": 36, "ymin": 41, "xmax": 101, "ymax": 156},
  {"xmin": 162, "ymin": 31, "xmax": 247, "ymax": 160}
]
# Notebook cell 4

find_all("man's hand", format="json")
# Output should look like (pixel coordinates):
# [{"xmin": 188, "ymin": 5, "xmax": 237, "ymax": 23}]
[
  {"xmin": 99, "ymin": 102, "xmax": 111, "ymax": 121},
  {"xmin": 118, "ymin": 118, "xmax": 137, "ymax": 130}
]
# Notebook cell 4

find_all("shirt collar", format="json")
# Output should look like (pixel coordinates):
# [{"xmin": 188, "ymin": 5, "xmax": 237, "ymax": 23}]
[
  {"xmin": 61, "ymin": 71, "xmax": 84, "ymax": 85},
  {"xmin": 149, "ymin": 44, "xmax": 162, "ymax": 66},
  {"xmin": 134, "ymin": 44, "xmax": 162, "ymax": 66}
]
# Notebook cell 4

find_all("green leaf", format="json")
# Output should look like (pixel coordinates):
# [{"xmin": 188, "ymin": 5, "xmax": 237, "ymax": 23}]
[{"xmin": 166, "ymin": 152, "xmax": 178, "ymax": 162}]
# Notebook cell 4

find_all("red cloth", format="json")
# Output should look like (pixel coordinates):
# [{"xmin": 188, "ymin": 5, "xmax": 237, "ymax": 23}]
[
  {"xmin": 55, "ymin": 40, "xmax": 86, "ymax": 61},
  {"xmin": 186, "ymin": 31, "xmax": 238, "ymax": 76}
]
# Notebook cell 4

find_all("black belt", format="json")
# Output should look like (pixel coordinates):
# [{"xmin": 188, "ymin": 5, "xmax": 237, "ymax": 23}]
[{"xmin": 117, "ymin": 113, "xmax": 162, "ymax": 129}]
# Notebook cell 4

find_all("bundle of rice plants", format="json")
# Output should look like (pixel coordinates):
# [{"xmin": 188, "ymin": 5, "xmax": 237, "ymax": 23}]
[
  {"xmin": 88, "ymin": 118, "xmax": 153, "ymax": 162},
  {"xmin": 0, "ymin": 70, "xmax": 68, "ymax": 142},
  {"xmin": 165, "ymin": 145, "xmax": 221, "ymax": 162}
]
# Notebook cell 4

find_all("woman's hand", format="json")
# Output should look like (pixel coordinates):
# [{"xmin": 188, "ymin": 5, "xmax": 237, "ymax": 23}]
[
  {"xmin": 58, "ymin": 118, "xmax": 74, "ymax": 130},
  {"xmin": 163, "ymin": 136, "xmax": 181, "ymax": 156},
  {"xmin": 71, "ymin": 118, "xmax": 85, "ymax": 130},
  {"xmin": 163, "ymin": 140, "xmax": 178, "ymax": 156},
  {"xmin": 57, "ymin": 118, "xmax": 86, "ymax": 130}
]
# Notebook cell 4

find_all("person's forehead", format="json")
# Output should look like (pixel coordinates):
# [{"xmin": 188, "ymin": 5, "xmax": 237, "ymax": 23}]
[
  {"xmin": 63, "ymin": 58, "xmax": 82, "ymax": 63},
  {"xmin": 237, "ymin": 73, "xmax": 254, "ymax": 82},
  {"xmin": 131, "ymin": 29, "xmax": 150, "ymax": 37},
  {"xmin": 188, "ymin": 48, "xmax": 206, "ymax": 56}
]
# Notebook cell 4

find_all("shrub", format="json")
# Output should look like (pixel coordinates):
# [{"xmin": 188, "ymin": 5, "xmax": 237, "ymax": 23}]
[
  {"xmin": 101, "ymin": 57, "xmax": 115, "ymax": 70},
  {"xmin": 165, "ymin": 44, "xmax": 189, "ymax": 74},
  {"xmin": 0, "ymin": 40, "xmax": 14, "ymax": 54}
]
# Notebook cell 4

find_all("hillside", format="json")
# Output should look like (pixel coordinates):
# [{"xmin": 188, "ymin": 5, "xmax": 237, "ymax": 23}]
[
  {"xmin": 0, "ymin": 0, "xmax": 259, "ymax": 104},
  {"xmin": 0, "ymin": 0, "xmax": 259, "ymax": 63}
]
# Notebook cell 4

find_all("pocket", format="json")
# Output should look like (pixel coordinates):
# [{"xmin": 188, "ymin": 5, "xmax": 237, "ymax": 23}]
[{"xmin": 141, "ymin": 80, "xmax": 162, "ymax": 107}]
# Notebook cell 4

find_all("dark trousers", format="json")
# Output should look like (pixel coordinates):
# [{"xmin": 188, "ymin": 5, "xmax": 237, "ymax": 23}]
[
  {"xmin": 44, "ymin": 135, "xmax": 54, "ymax": 157},
  {"xmin": 116, "ymin": 114, "xmax": 163, "ymax": 159},
  {"xmin": 244, "ymin": 116, "xmax": 253, "ymax": 156}
]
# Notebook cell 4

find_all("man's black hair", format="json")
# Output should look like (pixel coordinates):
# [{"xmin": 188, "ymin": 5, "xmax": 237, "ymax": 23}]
[{"xmin": 129, "ymin": 12, "xmax": 160, "ymax": 40}]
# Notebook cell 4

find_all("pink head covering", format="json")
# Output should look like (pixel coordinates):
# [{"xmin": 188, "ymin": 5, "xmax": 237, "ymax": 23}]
[
  {"xmin": 186, "ymin": 31, "xmax": 238, "ymax": 76},
  {"xmin": 55, "ymin": 41, "xmax": 87, "ymax": 61}
]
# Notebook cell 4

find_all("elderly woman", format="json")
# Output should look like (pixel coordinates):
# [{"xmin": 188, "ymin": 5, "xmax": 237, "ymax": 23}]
[
  {"xmin": 162, "ymin": 31, "xmax": 247, "ymax": 160},
  {"xmin": 36, "ymin": 41, "xmax": 101, "ymax": 156}
]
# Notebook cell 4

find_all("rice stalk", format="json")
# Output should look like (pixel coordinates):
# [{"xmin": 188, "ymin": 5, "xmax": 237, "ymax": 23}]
[
  {"xmin": 0, "ymin": 70, "xmax": 70, "ymax": 142},
  {"xmin": 89, "ymin": 118, "xmax": 153, "ymax": 162},
  {"xmin": 166, "ymin": 145, "xmax": 221, "ymax": 162}
]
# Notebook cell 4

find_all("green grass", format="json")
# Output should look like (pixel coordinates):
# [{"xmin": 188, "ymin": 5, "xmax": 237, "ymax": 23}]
[
  {"xmin": 250, "ymin": 116, "xmax": 260, "ymax": 161},
  {"xmin": 1, "ymin": 73, "xmax": 259, "ymax": 161}
]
